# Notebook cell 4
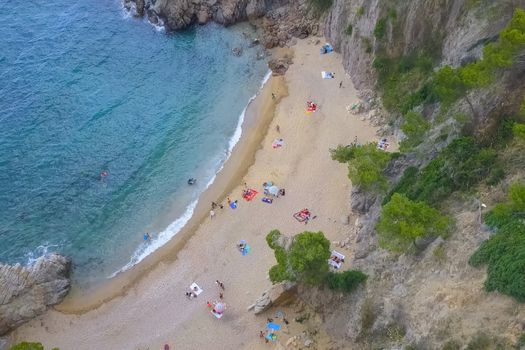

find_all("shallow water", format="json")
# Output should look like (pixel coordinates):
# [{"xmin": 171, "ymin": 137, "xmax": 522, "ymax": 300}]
[{"xmin": 0, "ymin": 0, "xmax": 268, "ymax": 287}]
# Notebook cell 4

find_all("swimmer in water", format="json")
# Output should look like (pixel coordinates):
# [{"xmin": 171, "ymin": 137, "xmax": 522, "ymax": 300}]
[{"xmin": 100, "ymin": 170, "xmax": 109, "ymax": 179}]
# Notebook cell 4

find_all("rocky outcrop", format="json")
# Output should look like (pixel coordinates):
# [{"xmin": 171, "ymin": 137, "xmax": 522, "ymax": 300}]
[
  {"xmin": 0, "ymin": 254, "xmax": 71, "ymax": 336},
  {"xmin": 125, "ymin": 0, "xmax": 319, "ymax": 48},
  {"xmin": 248, "ymin": 282, "xmax": 297, "ymax": 314}
]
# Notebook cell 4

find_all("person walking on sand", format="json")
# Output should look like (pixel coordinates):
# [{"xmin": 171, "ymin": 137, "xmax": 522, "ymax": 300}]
[
  {"xmin": 210, "ymin": 209, "xmax": 215, "ymax": 219},
  {"xmin": 276, "ymin": 124, "xmax": 280, "ymax": 133},
  {"xmin": 216, "ymin": 280, "xmax": 225, "ymax": 290},
  {"xmin": 272, "ymin": 93, "xmax": 276, "ymax": 100},
  {"xmin": 339, "ymin": 81, "xmax": 343, "ymax": 88},
  {"xmin": 219, "ymin": 292, "xmax": 223, "ymax": 299}
]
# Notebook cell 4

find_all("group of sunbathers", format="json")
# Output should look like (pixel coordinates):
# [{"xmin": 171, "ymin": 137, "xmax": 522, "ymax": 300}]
[
  {"xmin": 377, "ymin": 138, "xmax": 390, "ymax": 150},
  {"xmin": 306, "ymin": 101, "xmax": 317, "ymax": 112}
]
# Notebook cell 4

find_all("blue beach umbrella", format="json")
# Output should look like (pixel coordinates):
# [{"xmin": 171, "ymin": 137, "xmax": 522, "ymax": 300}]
[{"xmin": 267, "ymin": 322, "xmax": 281, "ymax": 331}]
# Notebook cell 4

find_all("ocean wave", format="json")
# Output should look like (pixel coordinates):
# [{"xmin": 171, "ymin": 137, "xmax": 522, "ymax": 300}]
[
  {"xmin": 24, "ymin": 243, "xmax": 61, "ymax": 266},
  {"xmin": 108, "ymin": 69, "xmax": 272, "ymax": 278}
]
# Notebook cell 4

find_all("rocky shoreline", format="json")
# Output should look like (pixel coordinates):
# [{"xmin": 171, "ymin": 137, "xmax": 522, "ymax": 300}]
[
  {"xmin": 124, "ymin": 0, "xmax": 320, "ymax": 48},
  {"xmin": 0, "ymin": 254, "xmax": 71, "ymax": 337}
]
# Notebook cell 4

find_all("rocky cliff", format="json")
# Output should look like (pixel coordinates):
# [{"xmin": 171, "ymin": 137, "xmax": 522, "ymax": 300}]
[
  {"xmin": 0, "ymin": 254, "xmax": 71, "ymax": 336},
  {"xmin": 125, "ymin": 0, "xmax": 319, "ymax": 48}
]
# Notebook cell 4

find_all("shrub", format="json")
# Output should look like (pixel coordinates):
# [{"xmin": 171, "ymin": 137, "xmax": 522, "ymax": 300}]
[
  {"xmin": 374, "ymin": 18, "xmax": 387, "ymax": 39},
  {"xmin": 377, "ymin": 193, "xmax": 452, "ymax": 253},
  {"xmin": 442, "ymin": 340, "xmax": 461, "ymax": 350},
  {"xmin": 356, "ymin": 6, "xmax": 365, "ymax": 17},
  {"xmin": 266, "ymin": 229, "xmax": 282, "ymax": 249},
  {"xmin": 267, "ymin": 231, "xmax": 331, "ymax": 285},
  {"xmin": 345, "ymin": 24, "xmax": 353, "ymax": 36},
  {"xmin": 331, "ymin": 143, "xmax": 392, "ymax": 192},
  {"xmin": 470, "ymin": 183, "xmax": 525, "ymax": 301},
  {"xmin": 513, "ymin": 122, "xmax": 525, "ymax": 142},
  {"xmin": 326, "ymin": 270, "xmax": 367, "ymax": 292},
  {"xmin": 390, "ymin": 137, "xmax": 498, "ymax": 204},
  {"xmin": 9, "ymin": 343, "xmax": 59, "ymax": 350},
  {"xmin": 362, "ymin": 37, "xmax": 372, "ymax": 53},
  {"xmin": 399, "ymin": 111, "xmax": 430, "ymax": 151}
]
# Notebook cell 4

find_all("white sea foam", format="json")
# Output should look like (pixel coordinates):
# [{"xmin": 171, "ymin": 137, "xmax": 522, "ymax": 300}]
[
  {"xmin": 24, "ymin": 244, "xmax": 60, "ymax": 266},
  {"xmin": 109, "ymin": 70, "xmax": 272, "ymax": 278}
]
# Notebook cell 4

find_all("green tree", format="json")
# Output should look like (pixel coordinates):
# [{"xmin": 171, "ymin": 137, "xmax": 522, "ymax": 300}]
[
  {"xmin": 399, "ymin": 111, "xmax": 430, "ymax": 151},
  {"xmin": 485, "ymin": 182, "xmax": 525, "ymax": 229},
  {"xmin": 377, "ymin": 193, "xmax": 452, "ymax": 253},
  {"xmin": 326, "ymin": 270, "xmax": 368, "ymax": 292},
  {"xmin": 331, "ymin": 143, "xmax": 392, "ymax": 192},
  {"xmin": 267, "ymin": 231, "xmax": 331, "ymax": 285}
]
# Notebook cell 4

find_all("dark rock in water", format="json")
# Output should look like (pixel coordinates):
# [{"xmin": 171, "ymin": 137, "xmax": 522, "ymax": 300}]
[
  {"xmin": 0, "ymin": 253, "xmax": 71, "ymax": 336},
  {"xmin": 268, "ymin": 55, "xmax": 293, "ymax": 76},
  {"xmin": 232, "ymin": 47, "xmax": 243, "ymax": 56},
  {"xmin": 135, "ymin": 0, "xmax": 145, "ymax": 17}
]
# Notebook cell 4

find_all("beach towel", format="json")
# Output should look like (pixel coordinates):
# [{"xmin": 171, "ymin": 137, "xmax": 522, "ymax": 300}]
[
  {"xmin": 272, "ymin": 139, "xmax": 284, "ymax": 149},
  {"xmin": 321, "ymin": 71, "xmax": 335, "ymax": 79},
  {"xmin": 242, "ymin": 244, "xmax": 251, "ymax": 256},
  {"xmin": 328, "ymin": 250, "xmax": 345, "ymax": 269},
  {"xmin": 320, "ymin": 43, "xmax": 334, "ymax": 54},
  {"xmin": 243, "ymin": 189, "xmax": 258, "ymax": 201},
  {"xmin": 262, "ymin": 197, "xmax": 273, "ymax": 204},
  {"xmin": 293, "ymin": 209, "xmax": 311, "ymax": 222},
  {"xmin": 190, "ymin": 282, "xmax": 203, "ymax": 296}
]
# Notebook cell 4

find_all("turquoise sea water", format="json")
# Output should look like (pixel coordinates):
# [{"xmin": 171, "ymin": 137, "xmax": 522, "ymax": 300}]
[{"xmin": 0, "ymin": 0, "xmax": 268, "ymax": 287}]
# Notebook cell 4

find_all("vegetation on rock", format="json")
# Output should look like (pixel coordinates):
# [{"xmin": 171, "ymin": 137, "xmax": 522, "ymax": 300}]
[
  {"xmin": 399, "ymin": 111, "xmax": 430, "ymax": 151},
  {"xmin": 470, "ymin": 183, "xmax": 525, "ymax": 301},
  {"xmin": 387, "ymin": 137, "xmax": 499, "ymax": 205},
  {"xmin": 266, "ymin": 230, "xmax": 367, "ymax": 292},
  {"xmin": 9, "ymin": 342, "xmax": 59, "ymax": 350},
  {"xmin": 377, "ymin": 193, "xmax": 452, "ymax": 253},
  {"xmin": 330, "ymin": 143, "xmax": 393, "ymax": 192}
]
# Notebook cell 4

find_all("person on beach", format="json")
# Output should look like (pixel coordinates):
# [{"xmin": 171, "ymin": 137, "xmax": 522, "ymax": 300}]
[
  {"xmin": 216, "ymin": 280, "xmax": 225, "ymax": 290},
  {"xmin": 207, "ymin": 301, "xmax": 212, "ymax": 308},
  {"xmin": 339, "ymin": 81, "xmax": 343, "ymax": 88},
  {"xmin": 272, "ymin": 93, "xmax": 276, "ymax": 100},
  {"xmin": 219, "ymin": 203, "xmax": 224, "ymax": 209},
  {"xmin": 227, "ymin": 197, "xmax": 231, "ymax": 205},
  {"xmin": 259, "ymin": 330, "xmax": 265, "ymax": 339},
  {"xmin": 276, "ymin": 124, "xmax": 280, "ymax": 133},
  {"xmin": 210, "ymin": 210, "xmax": 215, "ymax": 219},
  {"xmin": 211, "ymin": 202, "xmax": 218, "ymax": 209},
  {"xmin": 143, "ymin": 232, "xmax": 151, "ymax": 241},
  {"xmin": 219, "ymin": 292, "xmax": 223, "ymax": 299}
]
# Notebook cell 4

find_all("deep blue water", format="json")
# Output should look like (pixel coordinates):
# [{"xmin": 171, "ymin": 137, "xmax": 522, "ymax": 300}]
[{"xmin": 0, "ymin": 0, "xmax": 267, "ymax": 286}]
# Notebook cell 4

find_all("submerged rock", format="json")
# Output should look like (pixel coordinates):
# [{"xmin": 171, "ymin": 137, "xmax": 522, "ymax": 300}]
[{"xmin": 0, "ymin": 253, "xmax": 71, "ymax": 336}]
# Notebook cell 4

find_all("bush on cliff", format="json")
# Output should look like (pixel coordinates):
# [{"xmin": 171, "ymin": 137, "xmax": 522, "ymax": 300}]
[
  {"xmin": 377, "ymin": 193, "xmax": 452, "ymax": 253},
  {"xmin": 266, "ymin": 230, "xmax": 367, "ymax": 292},
  {"xmin": 330, "ymin": 143, "xmax": 393, "ymax": 192},
  {"xmin": 387, "ymin": 137, "xmax": 498, "ymax": 205},
  {"xmin": 326, "ymin": 270, "xmax": 368, "ymax": 292},
  {"xmin": 9, "ymin": 342, "xmax": 59, "ymax": 350},
  {"xmin": 399, "ymin": 111, "xmax": 430, "ymax": 151},
  {"xmin": 470, "ymin": 182, "xmax": 525, "ymax": 301}
]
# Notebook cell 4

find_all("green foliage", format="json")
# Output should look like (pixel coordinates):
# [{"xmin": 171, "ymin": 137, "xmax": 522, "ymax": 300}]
[
  {"xmin": 307, "ymin": 0, "xmax": 333, "ymax": 14},
  {"xmin": 513, "ymin": 122, "xmax": 525, "ymax": 142},
  {"xmin": 9, "ymin": 343, "xmax": 58, "ymax": 350},
  {"xmin": 331, "ymin": 143, "xmax": 392, "ymax": 192},
  {"xmin": 345, "ymin": 24, "xmax": 353, "ymax": 36},
  {"xmin": 373, "ymin": 53, "xmax": 435, "ymax": 112},
  {"xmin": 485, "ymin": 182, "xmax": 525, "ymax": 229},
  {"xmin": 399, "ymin": 111, "xmax": 431, "ymax": 151},
  {"xmin": 266, "ymin": 229, "xmax": 282, "ymax": 249},
  {"xmin": 374, "ymin": 18, "xmax": 387, "ymax": 39},
  {"xmin": 267, "ymin": 231, "xmax": 331, "ymax": 285},
  {"xmin": 389, "ymin": 137, "xmax": 499, "ymax": 204},
  {"xmin": 432, "ymin": 9, "xmax": 525, "ymax": 107},
  {"xmin": 377, "ymin": 193, "xmax": 452, "ymax": 253},
  {"xmin": 518, "ymin": 333, "xmax": 525, "ymax": 347},
  {"xmin": 325, "ymin": 270, "xmax": 367, "ymax": 292},
  {"xmin": 356, "ymin": 6, "xmax": 365, "ymax": 18},
  {"xmin": 470, "ymin": 183, "xmax": 525, "ymax": 301}
]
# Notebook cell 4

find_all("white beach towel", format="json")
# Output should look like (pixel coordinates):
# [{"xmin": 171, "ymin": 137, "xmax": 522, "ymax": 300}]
[
  {"xmin": 321, "ymin": 71, "xmax": 335, "ymax": 79},
  {"xmin": 328, "ymin": 250, "xmax": 345, "ymax": 269},
  {"xmin": 190, "ymin": 282, "xmax": 203, "ymax": 296}
]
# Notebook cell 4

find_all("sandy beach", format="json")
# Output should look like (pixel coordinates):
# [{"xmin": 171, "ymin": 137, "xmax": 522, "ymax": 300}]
[{"xmin": 13, "ymin": 38, "xmax": 378, "ymax": 350}]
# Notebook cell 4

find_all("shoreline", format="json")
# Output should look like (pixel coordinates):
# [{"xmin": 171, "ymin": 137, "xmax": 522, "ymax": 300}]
[
  {"xmin": 56, "ymin": 63, "xmax": 289, "ymax": 313},
  {"xmin": 14, "ymin": 39, "xmax": 380, "ymax": 350}
]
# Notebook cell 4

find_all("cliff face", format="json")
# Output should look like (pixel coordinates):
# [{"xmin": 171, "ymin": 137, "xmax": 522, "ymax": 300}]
[{"xmin": 0, "ymin": 254, "xmax": 71, "ymax": 336}]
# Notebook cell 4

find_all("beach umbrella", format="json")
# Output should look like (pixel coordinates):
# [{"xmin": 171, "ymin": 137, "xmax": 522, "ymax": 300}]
[
  {"xmin": 267, "ymin": 322, "xmax": 281, "ymax": 331},
  {"xmin": 268, "ymin": 185, "xmax": 280, "ymax": 196},
  {"xmin": 214, "ymin": 302, "xmax": 225, "ymax": 313}
]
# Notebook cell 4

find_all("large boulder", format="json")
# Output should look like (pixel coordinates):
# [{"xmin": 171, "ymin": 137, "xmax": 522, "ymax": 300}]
[
  {"xmin": 0, "ymin": 253, "xmax": 71, "ymax": 336},
  {"xmin": 248, "ymin": 282, "xmax": 297, "ymax": 314}
]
